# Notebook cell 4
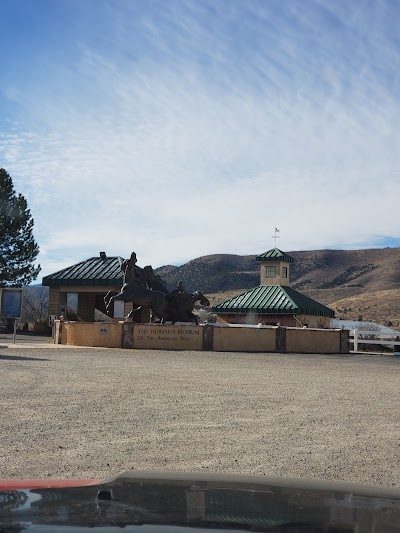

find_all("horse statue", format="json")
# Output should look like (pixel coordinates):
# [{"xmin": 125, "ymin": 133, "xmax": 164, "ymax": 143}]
[
  {"xmin": 104, "ymin": 252, "xmax": 210, "ymax": 324},
  {"xmin": 163, "ymin": 290, "xmax": 210, "ymax": 324},
  {"xmin": 104, "ymin": 281, "xmax": 169, "ymax": 321}
]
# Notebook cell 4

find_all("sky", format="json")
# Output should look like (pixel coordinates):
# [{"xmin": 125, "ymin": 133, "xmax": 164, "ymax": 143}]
[{"xmin": 1, "ymin": 0, "xmax": 400, "ymax": 280}]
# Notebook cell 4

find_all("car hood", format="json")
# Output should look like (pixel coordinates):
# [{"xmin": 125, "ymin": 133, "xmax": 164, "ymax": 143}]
[{"xmin": 1, "ymin": 470, "xmax": 400, "ymax": 532}]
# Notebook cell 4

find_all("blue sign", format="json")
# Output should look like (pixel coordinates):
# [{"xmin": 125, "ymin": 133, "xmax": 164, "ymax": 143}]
[{"xmin": 0, "ymin": 288, "xmax": 23, "ymax": 319}]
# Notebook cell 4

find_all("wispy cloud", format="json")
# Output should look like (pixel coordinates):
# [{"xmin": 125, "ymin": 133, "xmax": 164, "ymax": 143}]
[{"xmin": 1, "ymin": 0, "xmax": 399, "ymax": 277}]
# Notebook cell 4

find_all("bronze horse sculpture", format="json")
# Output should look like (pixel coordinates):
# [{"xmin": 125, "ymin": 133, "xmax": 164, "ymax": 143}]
[
  {"xmin": 162, "ymin": 290, "xmax": 210, "ymax": 324},
  {"xmin": 104, "ymin": 284, "xmax": 210, "ymax": 324},
  {"xmin": 104, "ymin": 281, "xmax": 168, "ymax": 321},
  {"xmin": 104, "ymin": 252, "xmax": 210, "ymax": 324}
]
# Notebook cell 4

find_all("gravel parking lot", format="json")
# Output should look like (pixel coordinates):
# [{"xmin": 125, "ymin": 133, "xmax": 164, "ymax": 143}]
[{"xmin": 0, "ymin": 343, "xmax": 399, "ymax": 487}]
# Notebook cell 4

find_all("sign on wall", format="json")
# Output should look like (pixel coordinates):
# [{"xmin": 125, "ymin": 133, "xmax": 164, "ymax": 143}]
[
  {"xmin": 0, "ymin": 288, "xmax": 23, "ymax": 319},
  {"xmin": 133, "ymin": 324, "xmax": 203, "ymax": 350}
]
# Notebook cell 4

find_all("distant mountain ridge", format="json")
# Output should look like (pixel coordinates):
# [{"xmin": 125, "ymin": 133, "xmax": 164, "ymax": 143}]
[
  {"xmin": 156, "ymin": 254, "xmax": 258, "ymax": 294},
  {"xmin": 156, "ymin": 248, "xmax": 400, "ymax": 297},
  {"xmin": 155, "ymin": 248, "xmax": 400, "ymax": 326}
]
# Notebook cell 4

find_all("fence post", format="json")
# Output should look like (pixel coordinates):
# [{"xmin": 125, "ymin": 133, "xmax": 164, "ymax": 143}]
[{"xmin": 353, "ymin": 329, "xmax": 358, "ymax": 352}]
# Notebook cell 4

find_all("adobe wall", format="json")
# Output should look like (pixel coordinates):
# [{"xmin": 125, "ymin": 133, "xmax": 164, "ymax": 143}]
[
  {"xmin": 213, "ymin": 326, "xmax": 277, "ymax": 352},
  {"xmin": 60, "ymin": 321, "xmax": 123, "ymax": 348},
  {"xmin": 286, "ymin": 327, "xmax": 341, "ymax": 353},
  {"xmin": 54, "ymin": 321, "xmax": 349, "ymax": 354}
]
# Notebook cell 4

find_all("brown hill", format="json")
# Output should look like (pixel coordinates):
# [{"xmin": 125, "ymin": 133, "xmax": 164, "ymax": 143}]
[
  {"xmin": 329, "ymin": 289, "xmax": 400, "ymax": 327},
  {"xmin": 156, "ymin": 248, "xmax": 400, "ymax": 326},
  {"xmin": 156, "ymin": 254, "xmax": 258, "ymax": 294}
]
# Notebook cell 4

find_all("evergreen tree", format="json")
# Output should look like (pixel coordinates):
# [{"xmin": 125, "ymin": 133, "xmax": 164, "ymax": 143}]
[{"xmin": 0, "ymin": 167, "xmax": 41, "ymax": 286}]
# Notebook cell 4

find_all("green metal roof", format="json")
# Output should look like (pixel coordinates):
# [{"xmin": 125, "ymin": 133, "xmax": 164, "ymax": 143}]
[
  {"xmin": 42, "ymin": 256, "xmax": 124, "ymax": 287},
  {"xmin": 256, "ymin": 248, "xmax": 294, "ymax": 263},
  {"xmin": 212, "ymin": 285, "xmax": 334, "ymax": 317}
]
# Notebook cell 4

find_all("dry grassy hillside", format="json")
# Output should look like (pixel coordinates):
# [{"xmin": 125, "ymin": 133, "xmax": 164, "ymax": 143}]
[
  {"xmin": 290, "ymin": 248, "xmax": 400, "ymax": 296},
  {"xmin": 157, "ymin": 247, "xmax": 400, "ymax": 326},
  {"xmin": 328, "ymin": 289, "xmax": 400, "ymax": 327}
]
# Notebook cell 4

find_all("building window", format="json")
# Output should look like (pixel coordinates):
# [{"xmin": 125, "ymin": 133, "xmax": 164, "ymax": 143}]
[
  {"xmin": 266, "ymin": 266, "xmax": 276, "ymax": 278},
  {"xmin": 282, "ymin": 266, "xmax": 288, "ymax": 278}
]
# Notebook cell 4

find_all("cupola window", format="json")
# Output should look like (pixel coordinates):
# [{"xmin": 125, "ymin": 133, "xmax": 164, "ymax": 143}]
[{"xmin": 266, "ymin": 266, "xmax": 276, "ymax": 278}]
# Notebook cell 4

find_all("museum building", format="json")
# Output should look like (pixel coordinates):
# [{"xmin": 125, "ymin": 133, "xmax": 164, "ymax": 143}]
[
  {"xmin": 212, "ymin": 248, "xmax": 335, "ymax": 328},
  {"xmin": 42, "ymin": 252, "xmax": 149, "ymax": 322}
]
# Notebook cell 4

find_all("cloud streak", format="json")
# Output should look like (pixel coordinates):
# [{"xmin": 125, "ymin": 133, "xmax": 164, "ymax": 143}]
[{"xmin": 1, "ymin": 0, "xmax": 399, "ymax": 277}]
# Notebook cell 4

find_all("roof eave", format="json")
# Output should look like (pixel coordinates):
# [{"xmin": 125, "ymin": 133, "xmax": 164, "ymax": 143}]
[
  {"xmin": 212, "ymin": 307, "xmax": 299, "ymax": 315},
  {"xmin": 42, "ymin": 278, "xmax": 123, "ymax": 287}
]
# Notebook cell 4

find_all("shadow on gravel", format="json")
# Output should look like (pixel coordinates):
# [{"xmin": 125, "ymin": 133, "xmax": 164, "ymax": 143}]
[
  {"xmin": 0, "ymin": 333, "xmax": 53, "ymax": 345},
  {"xmin": 0, "ymin": 354, "xmax": 50, "ymax": 362}
]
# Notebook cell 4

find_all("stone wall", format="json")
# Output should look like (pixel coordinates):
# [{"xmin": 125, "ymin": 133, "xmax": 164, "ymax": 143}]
[
  {"xmin": 286, "ymin": 327, "xmax": 341, "ymax": 354},
  {"xmin": 55, "ymin": 321, "xmax": 349, "ymax": 354},
  {"xmin": 213, "ymin": 326, "xmax": 277, "ymax": 352},
  {"xmin": 59, "ymin": 321, "xmax": 123, "ymax": 348}
]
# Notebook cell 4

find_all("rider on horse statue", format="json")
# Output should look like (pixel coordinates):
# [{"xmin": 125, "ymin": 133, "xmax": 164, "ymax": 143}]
[{"xmin": 104, "ymin": 252, "xmax": 210, "ymax": 323}]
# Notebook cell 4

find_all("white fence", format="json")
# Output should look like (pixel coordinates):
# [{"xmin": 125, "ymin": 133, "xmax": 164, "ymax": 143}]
[{"xmin": 350, "ymin": 329, "xmax": 400, "ymax": 352}]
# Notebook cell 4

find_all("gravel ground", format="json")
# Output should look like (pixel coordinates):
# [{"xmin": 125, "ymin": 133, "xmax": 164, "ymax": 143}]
[{"xmin": 0, "ymin": 344, "xmax": 399, "ymax": 487}]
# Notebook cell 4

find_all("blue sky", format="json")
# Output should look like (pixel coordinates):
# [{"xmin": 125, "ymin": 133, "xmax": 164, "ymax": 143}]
[{"xmin": 1, "ymin": 0, "xmax": 399, "ymax": 279}]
